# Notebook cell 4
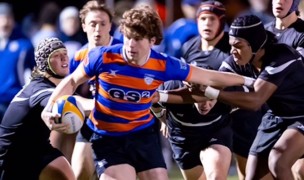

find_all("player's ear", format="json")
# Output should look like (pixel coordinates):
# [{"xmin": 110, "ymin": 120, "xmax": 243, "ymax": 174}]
[{"xmin": 150, "ymin": 37, "xmax": 156, "ymax": 46}]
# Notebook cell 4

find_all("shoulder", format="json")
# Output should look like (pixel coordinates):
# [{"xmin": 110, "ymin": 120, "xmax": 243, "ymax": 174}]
[
  {"xmin": 291, "ymin": 19, "xmax": 304, "ymax": 32},
  {"xmin": 264, "ymin": 20, "xmax": 275, "ymax": 31},
  {"xmin": 264, "ymin": 44, "xmax": 302, "ymax": 64},
  {"xmin": 111, "ymin": 38, "xmax": 123, "ymax": 45}
]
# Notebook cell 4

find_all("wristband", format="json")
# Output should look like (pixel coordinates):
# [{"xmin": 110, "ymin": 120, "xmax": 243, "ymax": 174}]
[
  {"xmin": 243, "ymin": 76, "xmax": 255, "ymax": 87},
  {"xmin": 158, "ymin": 91, "xmax": 169, "ymax": 102},
  {"xmin": 204, "ymin": 86, "xmax": 220, "ymax": 99}
]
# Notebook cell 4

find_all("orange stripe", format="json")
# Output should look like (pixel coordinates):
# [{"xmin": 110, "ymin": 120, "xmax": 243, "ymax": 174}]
[
  {"xmin": 142, "ymin": 58, "xmax": 166, "ymax": 71},
  {"xmin": 102, "ymin": 53, "xmax": 125, "ymax": 64},
  {"xmin": 102, "ymin": 53, "xmax": 166, "ymax": 71},
  {"xmin": 95, "ymin": 101, "xmax": 150, "ymax": 120},
  {"xmin": 185, "ymin": 66, "xmax": 193, "ymax": 81},
  {"xmin": 74, "ymin": 49, "xmax": 89, "ymax": 61},
  {"xmin": 89, "ymin": 114, "xmax": 154, "ymax": 132},
  {"xmin": 97, "ymin": 85, "xmax": 152, "ymax": 104},
  {"xmin": 99, "ymin": 73, "xmax": 162, "ymax": 90}
]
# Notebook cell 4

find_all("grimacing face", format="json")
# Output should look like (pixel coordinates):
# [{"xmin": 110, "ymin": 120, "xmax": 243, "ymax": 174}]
[
  {"xmin": 194, "ymin": 99, "xmax": 217, "ymax": 115},
  {"xmin": 229, "ymin": 36, "xmax": 253, "ymax": 65}
]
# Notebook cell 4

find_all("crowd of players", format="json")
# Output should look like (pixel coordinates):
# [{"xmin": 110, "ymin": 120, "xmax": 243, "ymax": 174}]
[{"xmin": 0, "ymin": 0, "xmax": 304, "ymax": 180}]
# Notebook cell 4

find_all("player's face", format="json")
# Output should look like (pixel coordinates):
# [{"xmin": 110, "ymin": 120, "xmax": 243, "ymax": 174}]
[
  {"xmin": 229, "ymin": 36, "xmax": 253, "ymax": 65},
  {"xmin": 82, "ymin": 10, "xmax": 111, "ymax": 48},
  {"xmin": 123, "ymin": 31, "xmax": 155, "ymax": 63},
  {"xmin": 272, "ymin": 0, "xmax": 293, "ymax": 18},
  {"xmin": 194, "ymin": 99, "xmax": 217, "ymax": 115},
  {"xmin": 0, "ymin": 14, "xmax": 14, "ymax": 39},
  {"xmin": 197, "ymin": 13, "xmax": 220, "ymax": 41},
  {"xmin": 49, "ymin": 48, "xmax": 69, "ymax": 77}
]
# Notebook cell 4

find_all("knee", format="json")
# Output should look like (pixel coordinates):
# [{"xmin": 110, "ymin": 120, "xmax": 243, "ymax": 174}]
[
  {"xmin": 292, "ymin": 161, "xmax": 304, "ymax": 180},
  {"xmin": 268, "ymin": 150, "xmax": 291, "ymax": 176}
]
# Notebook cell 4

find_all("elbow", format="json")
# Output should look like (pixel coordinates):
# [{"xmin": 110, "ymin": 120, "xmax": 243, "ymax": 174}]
[{"xmin": 243, "ymin": 101, "xmax": 263, "ymax": 111}]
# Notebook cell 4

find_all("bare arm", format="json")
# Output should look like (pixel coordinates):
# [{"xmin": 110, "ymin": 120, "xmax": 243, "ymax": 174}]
[
  {"xmin": 218, "ymin": 78, "xmax": 277, "ymax": 111},
  {"xmin": 152, "ymin": 86, "xmax": 209, "ymax": 104},
  {"xmin": 73, "ymin": 95, "xmax": 94, "ymax": 117},
  {"xmin": 188, "ymin": 66, "xmax": 253, "ymax": 88},
  {"xmin": 41, "ymin": 66, "xmax": 90, "ymax": 128}
]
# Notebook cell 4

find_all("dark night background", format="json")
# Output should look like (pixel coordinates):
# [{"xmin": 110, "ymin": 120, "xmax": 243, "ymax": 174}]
[{"xmin": 3, "ymin": 0, "xmax": 88, "ymax": 23}]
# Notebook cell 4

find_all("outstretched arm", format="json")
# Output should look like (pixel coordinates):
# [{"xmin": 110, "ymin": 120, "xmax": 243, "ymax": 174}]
[
  {"xmin": 152, "ymin": 86, "xmax": 209, "ymax": 104},
  {"xmin": 205, "ymin": 78, "xmax": 277, "ymax": 111},
  {"xmin": 188, "ymin": 66, "xmax": 254, "ymax": 88}
]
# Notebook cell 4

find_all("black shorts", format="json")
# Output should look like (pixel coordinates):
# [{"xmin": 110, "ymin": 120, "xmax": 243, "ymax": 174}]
[
  {"xmin": 90, "ymin": 123, "xmax": 166, "ymax": 176},
  {"xmin": 231, "ymin": 109, "xmax": 264, "ymax": 158},
  {"xmin": 168, "ymin": 120, "xmax": 233, "ymax": 170},
  {"xmin": 76, "ymin": 119, "xmax": 94, "ymax": 142},
  {"xmin": 1, "ymin": 144, "xmax": 63, "ymax": 180},
  {"xmin": 249, "ymin": 112, "xmax": 304, "ymax": 158}
]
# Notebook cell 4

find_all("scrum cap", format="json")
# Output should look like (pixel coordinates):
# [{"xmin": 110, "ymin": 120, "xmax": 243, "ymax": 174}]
[{"xmin": 229, "ymin": 15, "xmax": 267, "ymax": 53}]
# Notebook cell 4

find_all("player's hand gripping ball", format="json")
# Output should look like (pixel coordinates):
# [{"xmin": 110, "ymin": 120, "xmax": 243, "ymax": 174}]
[{"xmin": 52, "ymin": 95, "xmax": 85, "ymax": 134}]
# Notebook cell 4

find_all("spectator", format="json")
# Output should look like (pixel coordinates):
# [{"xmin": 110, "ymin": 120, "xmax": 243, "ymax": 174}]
[
  {"xmin": 0, "ymin": 2, "xmax": 35, "ymax": 120},
  {"xmin": 58, "ymin": 6, "xmax": 87, "ymax": 59},
  {"xmin": 31, "ymin": 1, "xmax": 60, "ymax": 47}
]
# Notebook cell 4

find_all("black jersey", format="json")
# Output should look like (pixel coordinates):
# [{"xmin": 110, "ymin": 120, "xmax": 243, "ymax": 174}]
[
  {"xmin": 222, "ymin": 44, "xmax": 304, "ymax": 118},
  {"xmin": 159, "ymin": 80, "xmax": 231, "ymax": 129},
  {"xmin": 0, "ymin": 78, "xmax": 55, "ymax": 164},
  {"xmin": 181, "ymin": 32, "xmax": 231, "ymax": 69},
  {"xmin": 265, "ymin": 18, "xmax": 304, "ymax": 55}
]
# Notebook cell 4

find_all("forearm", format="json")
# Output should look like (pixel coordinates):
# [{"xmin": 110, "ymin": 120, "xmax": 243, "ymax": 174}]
[
  {"xmin": 74, "ymin": 96, "xmax": 94, "ymax": 116},
  {"xmin": 159, "ymin": 88, "xmax": 209, "ymax": 104},
  {"xmin": 218, "ymin": 91, "xmax": 262, "ymax": 111},
  {"xmin": 190, "ymin": 67, "xmax": 254, "ymax": 88}
]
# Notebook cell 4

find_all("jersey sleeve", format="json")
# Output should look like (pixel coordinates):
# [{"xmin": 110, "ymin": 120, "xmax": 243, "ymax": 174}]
[
  {"xmin": 69, "ymin": 56, "xmax": 80, "ymax": 73},
  {"xmin": 163, "ymin": 55, "xmax": 191, "ymax": 81}
]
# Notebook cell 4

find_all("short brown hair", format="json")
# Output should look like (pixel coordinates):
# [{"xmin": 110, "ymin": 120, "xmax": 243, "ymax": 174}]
[
  {"xmin": 79, "ymin": 0, "xmax": 113, "ymax": 24},
  {"xmin": 119, "ymin": 6, "xmax": 163, "ymax": 45}
]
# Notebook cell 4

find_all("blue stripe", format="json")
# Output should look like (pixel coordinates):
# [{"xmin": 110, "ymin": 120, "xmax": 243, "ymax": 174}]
[
  {"xmin": 86, "ymin": 117, "xmax": 155, "ymax": 136},
  {"xmin": 99, "ymin": 79, "xmax": 156, "ymax": 97},
  {"xmin": 96, "ymin": 94, "xmax": 151, "ymax": 111},
  {"xmin": 93, "ymin": 110, "xmax": 151, "ymax": 123}
]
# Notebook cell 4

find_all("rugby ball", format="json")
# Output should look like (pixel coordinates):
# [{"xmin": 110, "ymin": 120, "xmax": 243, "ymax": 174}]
[{"xmin": 52, "ymin": 95, "xmax": 85, "ymax": 134}]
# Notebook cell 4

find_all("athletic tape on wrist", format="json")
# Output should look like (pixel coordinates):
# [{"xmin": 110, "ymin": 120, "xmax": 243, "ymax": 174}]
[
  {"xmin": 158, "ymin": 91, "xmax": 169, "ymax": 102},
  {"xmin": 204, "ymin": 86, "xmax": 220, "ymax": 99},
  {"xmin": 244, "ymin": 76, "xmax": 255, "ymax": 87}
]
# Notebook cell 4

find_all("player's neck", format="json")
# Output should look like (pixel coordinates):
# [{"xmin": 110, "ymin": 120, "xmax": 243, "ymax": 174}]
[
  {"xmin": 124, "ymin": 48, "xmax": 151, "ymax": 66},
  {"xmin": 275, "ymin": 12, "xmax": 298, "ymax": 30},
  {"xmin": 47, "ymin": 76, "xmax": 63, "ymax": 86},
  {"xmin": 200, "ymin": 31, "xmax": 224, "ymax": 51},
  {"xmin": 251, "ymin": 49, "xmax": 265, "ymax": 72},
  {"xmin": 88, "ymin": 35, "xmax": 111, "ymax": 50}
]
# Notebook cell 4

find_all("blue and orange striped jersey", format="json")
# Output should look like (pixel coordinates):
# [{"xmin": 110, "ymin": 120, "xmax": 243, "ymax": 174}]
[
  {"xmin": 69, "ymin": 37, "xmax": 122, "ymax": 73},
  {"xmin": 81, "ymin": 44, "xmax": 193, "ymax": 136}
]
